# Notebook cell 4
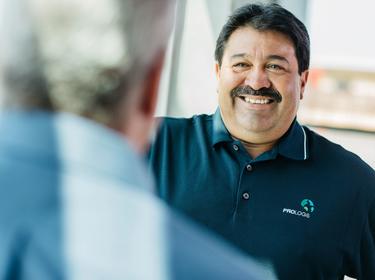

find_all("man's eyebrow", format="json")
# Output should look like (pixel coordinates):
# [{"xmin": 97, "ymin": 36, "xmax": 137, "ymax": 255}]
[
  {"xmin": 230, "ymin": 53, "xmax": 248, "ymax": 60},
  {"xmin": 230, "ymin": 53, "xmax": 290, "ymax": 64},
  {"xmin": 267, "ymin": 55, "xmax": 289, "ymax": 64}
]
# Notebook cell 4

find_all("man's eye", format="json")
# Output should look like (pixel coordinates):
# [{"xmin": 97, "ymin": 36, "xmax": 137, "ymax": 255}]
[
  {"xmin": 233, "ymin": 63, "xmax": 248, "ymax": 68},
  {"xmin": 232, "ymin": 63, "xmax": 250, "ymax": 72},
  {"xmin": 267, "ymin": 64, "xmax": 283, "ymax": 70}
]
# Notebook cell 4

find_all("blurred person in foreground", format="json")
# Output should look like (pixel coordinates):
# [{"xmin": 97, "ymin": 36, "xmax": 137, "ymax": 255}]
[
  {"xmin": 0, "ymin": 0, "xmax": 276, "ymax": 279},
  {"xmin": 149, "ymin": 3, "xmax": 375, "ymax": 280}
]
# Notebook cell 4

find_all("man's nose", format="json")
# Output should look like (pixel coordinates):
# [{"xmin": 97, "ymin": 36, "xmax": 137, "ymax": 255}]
[{"xmin": 244, "ymin": 67, "xmax": 271, "ymax": 90}]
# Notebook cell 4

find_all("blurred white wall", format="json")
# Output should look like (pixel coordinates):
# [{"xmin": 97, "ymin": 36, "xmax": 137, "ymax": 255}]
[
  {"xmin": 156, "ymin": 0, "xmax": 220, "ymax": 117},
  {"xmin": 309, "ymin": 0, "xmax": 375, "ymax": 72}
]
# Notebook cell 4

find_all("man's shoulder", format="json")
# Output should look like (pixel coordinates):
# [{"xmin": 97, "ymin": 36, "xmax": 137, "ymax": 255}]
[
  {"xmin": 150, "ymin": 113, "xmax": 215, "ymax": 159},
  {"xmin": 155, "ymin": 113, "xmax": 214, "ymax": 139},
  {"xmin": 157, "ymin": 113, "xmax": 214, "ymax": 129},
  {"xmin": 304, "ymin": 126, "xmax": 374, "ymax": 178}
]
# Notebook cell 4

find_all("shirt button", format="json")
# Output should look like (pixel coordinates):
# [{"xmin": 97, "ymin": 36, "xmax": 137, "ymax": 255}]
[
  {"xmin": 246, "ymin": 164, "xmax": 252, "ymax": 171},
  {"xmin": 233, "ymin": 144, "xmax": 239, "ymax": 151},
  {"xmin": 242, "ymin": 192, "xmax": 250, "ymax": 200}
]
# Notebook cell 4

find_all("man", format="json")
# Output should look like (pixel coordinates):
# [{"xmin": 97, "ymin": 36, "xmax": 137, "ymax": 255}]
[
  {"xmin": 0, "ymin": 0, "xmax": 275, "ymax": 279},
  {"xmin": 149, "ymin": 3, "xmax": 375, "ymax": 280}
]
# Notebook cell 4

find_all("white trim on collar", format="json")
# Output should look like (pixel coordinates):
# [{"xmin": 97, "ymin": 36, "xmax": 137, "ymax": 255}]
[{"xmin": 301, "ymin": 126, "xmax": 307, "ymax": 160}]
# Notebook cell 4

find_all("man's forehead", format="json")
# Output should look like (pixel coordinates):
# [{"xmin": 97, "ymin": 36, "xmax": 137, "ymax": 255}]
[{"xmin": 223, "ymin": 26, "xmax": 296, "ymax": 60}]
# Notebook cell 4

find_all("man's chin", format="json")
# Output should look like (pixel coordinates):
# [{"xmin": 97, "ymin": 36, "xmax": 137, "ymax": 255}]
[{"xmin": 236, "ymin": 117, "xmax": 275, "ymax": 134}]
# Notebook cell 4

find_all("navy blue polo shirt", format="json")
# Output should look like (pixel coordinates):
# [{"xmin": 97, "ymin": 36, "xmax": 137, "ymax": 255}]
[{"xmin": 148, "ymin": 109, "xmax": 375, "ymax": 280}]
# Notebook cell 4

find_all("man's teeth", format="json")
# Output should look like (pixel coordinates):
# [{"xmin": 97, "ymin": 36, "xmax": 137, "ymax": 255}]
[{"xmin": 243, "ymin": 97, "xmax": 272, "ymax": 104}]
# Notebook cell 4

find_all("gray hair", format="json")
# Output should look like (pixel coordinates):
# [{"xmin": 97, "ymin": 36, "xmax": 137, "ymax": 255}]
[{"xmin": 0, "ymin": 0, "xmax": 174, "ymax": 124}]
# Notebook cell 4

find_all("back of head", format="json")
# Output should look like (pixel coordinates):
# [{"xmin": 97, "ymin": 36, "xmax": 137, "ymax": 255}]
[
  {"xmin": 0, "ymin": 0, "xmax": 174, "ymax": 124},
  {"xmin": 215, "ymin": 3, "xmax": 310, "ymax": 74}
]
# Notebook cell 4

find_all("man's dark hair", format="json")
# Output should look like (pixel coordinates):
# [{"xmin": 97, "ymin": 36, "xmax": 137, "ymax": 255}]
[{"xmin": 215, "ymin": 3, "xmax": 310, "ymax": 74}]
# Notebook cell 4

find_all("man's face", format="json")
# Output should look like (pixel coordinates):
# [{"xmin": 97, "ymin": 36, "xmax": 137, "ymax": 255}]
[{"xmin": 216, "ymin": 26, "xmax": 309, "ymax": 143}]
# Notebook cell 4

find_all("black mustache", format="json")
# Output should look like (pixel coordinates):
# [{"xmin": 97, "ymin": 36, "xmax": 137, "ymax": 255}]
[{"xmin": 230, "ymin": 86, "xmax": 282, "ymax": 103}]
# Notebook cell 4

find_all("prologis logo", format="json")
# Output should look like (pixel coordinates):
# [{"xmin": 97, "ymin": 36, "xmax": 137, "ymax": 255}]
[
  {"xmin": 282, "ymin": 199, "xmax": 315, "ymax": 219},
  {"xmin": 301, "ymin": 199, "xmax": 314, "ymax": 213}
]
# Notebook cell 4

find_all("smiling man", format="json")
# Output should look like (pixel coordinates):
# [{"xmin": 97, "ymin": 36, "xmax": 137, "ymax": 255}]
[
  {"xmin": 149, "ymin": 3, "xmax": 375, "ymax": 280},
  {"xmin": 216, "ymin": 25, "xmax": 308, "ymax": 158}
]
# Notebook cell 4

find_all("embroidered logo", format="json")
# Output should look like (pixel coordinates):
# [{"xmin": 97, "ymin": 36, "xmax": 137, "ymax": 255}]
[
  {"xmin": 301, "ymin": 199, "xmax": 314, "ymax": 213},
  {"xmin": 282, "ymin": 199, "xmax": 315, "ymax": 219}
]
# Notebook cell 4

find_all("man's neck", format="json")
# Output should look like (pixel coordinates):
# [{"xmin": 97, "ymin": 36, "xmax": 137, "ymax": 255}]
[{"xmin": 238, "ymin": 138, "xmax": 278, "ymax": 159}]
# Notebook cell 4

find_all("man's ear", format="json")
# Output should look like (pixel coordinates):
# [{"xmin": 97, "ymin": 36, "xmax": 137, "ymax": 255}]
[
  {"xmin": 139, "ymin": 51, "xmax": 166, "ymax": 117},
  {"xmin": 215, "ymin": 62, "xmax": 221, "ymax": 80},
  {"xmin": 299, "ymin": 70, "xmax": 309, "ymax": 100},
  {"xmin": 119, "ymin": 51, "xmax": 166, "ymax": 154}
]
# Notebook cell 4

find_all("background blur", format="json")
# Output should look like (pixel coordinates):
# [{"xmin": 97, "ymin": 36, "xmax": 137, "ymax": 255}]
[
  {"xmin": 0, "ymin": 1, "xmax": 372, "ymax": 279},
  {"xmin": 156, "ymin": 0, "xmax": 375, "ymax": 172}
]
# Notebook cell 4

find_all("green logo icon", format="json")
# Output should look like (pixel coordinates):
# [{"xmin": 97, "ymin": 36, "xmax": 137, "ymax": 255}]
[{"xmin": 301, "ymin": 199, "xmax": 314, "ymax": 213}]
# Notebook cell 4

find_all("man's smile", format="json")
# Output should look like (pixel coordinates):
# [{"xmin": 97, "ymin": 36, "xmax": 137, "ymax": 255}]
[
  {"xmin": 238, "ymin": 95, "xmax": 275, "ymax": 104},
  {"xmin": 230, "ymin": 85, "xmax": 282, "ymax": 103}
]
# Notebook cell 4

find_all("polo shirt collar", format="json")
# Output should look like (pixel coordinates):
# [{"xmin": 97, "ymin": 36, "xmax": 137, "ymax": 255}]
[
  {"xmin": 211, "ymin": 108, "xmax": 309, "ymax": 161},
  {"xmin": 278, "ymin": 118, "xmax": 309, "ymax": 161},
  {"xmin": 212, "ymin": 108, "xmax": 233, "ymax": 146}
]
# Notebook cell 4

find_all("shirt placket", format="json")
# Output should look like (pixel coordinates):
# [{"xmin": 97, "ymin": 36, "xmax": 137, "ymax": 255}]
[{"xmin": 229, "ymin": 141, "xmax": 256, "ymax": 225}]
